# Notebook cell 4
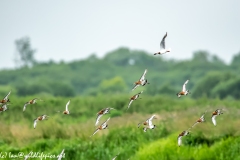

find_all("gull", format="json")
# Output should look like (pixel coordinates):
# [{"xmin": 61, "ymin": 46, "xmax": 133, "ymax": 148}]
[
  {"xmin": 176, "ymin": 80, "xmax": 190, "ymax": 98},
  {"xmin": 178, "ymin": 128, "xmax": 191, "ymax": 147},
  {"xmin": 191, "ymin": 111, "xmax": 207, "ymax": 128},
  {"xmin": 0, "ymin": 104, "xmax": 9, "ymax": 113},
  {"xmin": 57, "ymin": 100, "xmax": 71, "ymax": 114},
  {"xmin": 33, "ymin": 115, "xmax": 49, "ymax": 129},
  {"xmin": 154, "ymin": 32, "xmax": 171, "ymax": 55},
  {"xmin": 138, "ymin": 115, "xmax": 157, "ymax": 132},
  {"xmin": 23, "ymin": 98, "xmax": 43, "ymax": 111},
  {"xmin": 95, "ymin": 107, "xmax": 115, "ymax": 126},
  {"xmin": 132, "ymin": 69, "xmax": 149, "ymax": 91},
  {"xmin": 90, "ymin": 117, "xmax": 110, "ymax": 137},
  {"xmin": 58, "ymin": 149, "xmax": 65, "ymax": 160},
  {"xmin": 212, "ymin": 109, "xmax": 223, "ymax": 126},
  {"xmin": 127, "ymin": 91, "xmax": 143, "ymax": 110},
  {"xmin": 0, "ymin": 91, "xmax": 11, "ymax": 104}
]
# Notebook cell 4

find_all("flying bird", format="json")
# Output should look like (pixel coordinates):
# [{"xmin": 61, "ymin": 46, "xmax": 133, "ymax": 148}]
[
  {"xmin": 191, "ymin": 111, "xmax": 207, "ymax": 128},
  {"xmin": 33, "ymin": 115, "xmax": 49, "ymax": 129},
  {"xmin": 138, "ymin": 115, "xmax": 157, "ymax": 132},
  {"xmin": 178, "ymin": 128, "xmax": 191, "ymax": 147},
  {"xmin": 90, "ymin": 117, "xmax": 110, "ymax": 137},
  {"xmin": 58, "ymin": 149, "xmax": 65, "ymax": 160},
  {"xmin": 57, "ymin": 100, "xmax": 71, "ymax": 114},
  {"xmin": 127, "ymin": 91, "xmax": 143, "ymax": 110},
  {"xmin": 95, "ymin": 107, "xmax": 115, "ymax": 126},
  {"xmin": 176, "ymin": 80, "xmax": 190, "ymax": 98},
  {"xmin": 132, "ymin": 69, "xmax": 149, "ymax": 91},
  {"xmin": 23, "ymin": 98, "xmax": 43, "ymax": 111},
  {"xmin": 0, "ymin": 91, "xmax": 11, "ymax": 104},
  {"xmin": 154, "ymin": 32, "xmax": 171, "ymax": 55},
  {"xmin": 0, "ymin": 104, "xmax": 9, "ymax": 113},
  {"xmin": 212, "ymin": 109, "xmax": 223, "ymax": 126}
]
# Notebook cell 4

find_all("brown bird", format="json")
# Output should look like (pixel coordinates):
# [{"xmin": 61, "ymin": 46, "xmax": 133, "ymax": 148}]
[
  {"xmin": 90, "ymin": 117, "xmax": 110, "ymax": 137},
  {"xmin": 176, "ymin": 80, "xmax": 190, "ymax": 98},
  {"xmin": 191, "ymin": 111, "xmax": 207, "ymax": 128},
  {"xmin": 0, "ymin": 91, "xmax": 11, "ymax": 104},
  {"xmin": 138, "ymin": 115, "xmax": 157, "ymax": 132},
  {"xmin": 127, "ymin": 91, "xmax": 143, "ymax": 110},
  {"xmin": 95, "ymin": 107, "xmax": 115, "ymax": 126},
  {"xmin": 178, "ymin": 128, "xmax": 191, "ymax": 146},
  {"xmin": 33, "ymin": 115, "xmax": 49, "ymax": 129},
  {"xmin": 212, "ymin": 109, "xmax": 223, "ymax": 126},
  {"xmin": 0, "ymin": 104, "xmax": 9, "ymax": 113},
  {"xmin": 23, "ymin": 98, "xmax": 42, "ymax": 111},
  {"xmin": 132, "ymin": 69, "xmax": 149, "ymax": 91}
]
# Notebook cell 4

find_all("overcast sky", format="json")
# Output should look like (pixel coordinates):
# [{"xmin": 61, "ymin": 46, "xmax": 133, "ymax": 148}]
[{"xmin": 0, "ymin": 0, "xmax": 239, "ymax": 69}]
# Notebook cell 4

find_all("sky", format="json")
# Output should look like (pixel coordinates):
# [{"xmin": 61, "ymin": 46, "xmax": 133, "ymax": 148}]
[{"xmin": 0, "ymin": 0, "xmax": 240, "ymax": 69}]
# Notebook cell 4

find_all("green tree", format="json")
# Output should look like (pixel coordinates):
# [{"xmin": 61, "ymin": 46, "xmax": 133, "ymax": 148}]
[{"xmin": 14, "ymin": 37, "xmax": 37, "ymax": 68}]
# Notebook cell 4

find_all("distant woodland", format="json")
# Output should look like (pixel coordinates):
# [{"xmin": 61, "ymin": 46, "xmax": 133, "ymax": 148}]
[{"xmin": 1, "ymin": 47, "xmax": 240, "ymax": 99}]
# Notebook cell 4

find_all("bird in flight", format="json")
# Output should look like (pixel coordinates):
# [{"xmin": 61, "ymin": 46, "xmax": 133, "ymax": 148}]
[
  {"xmin": 57, "ymin": 100, "xmax": 71, "ymax": 115},
  {"xmin": 23, "ymin": 98, "xmax": 43, "ymax": 111},
  {"xmin": 33, "ymin": 115, "xmax": 49, "ymax": 129},
  {"xmin": 211, "ymin": 109, "xmax": 223, "ymax": 126},
  {"xmin": 127, "ymin": 91, "xmax": 143, "ymax": 110},
  {"xmin": 191, "ymin": 111, "xmax": 207, "ymax": 128},
  {"xmin": 178, "ymin": 128, "xmax": 191, "ymax": 147},
  {"xmin": 176, "ymin": 80, "xmax": 190, "ymax": 98},
  {"xmin": 95, "ymin": 107, "xmax": 115, "ymax": 126},
  {"xmin": 138, "ymin": 115, "xmax": 157, "ymax": 132},
  {"xmin": 132, "ymin": 69, "xmax": 149, "ymax": 91},
  {"xmin": 0, "ymin": 91, "xmax": 11, "ymax": 104},
  {"xmin": 90, "ymin": 117, "xmax": 111, "ymax": 137},
  {"xmin": 154, "ymin": 32, "xmax": 171, "ymax": 55}
]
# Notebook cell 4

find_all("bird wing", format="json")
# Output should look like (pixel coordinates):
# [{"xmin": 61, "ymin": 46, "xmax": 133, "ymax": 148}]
[
  {"xmin": 3, "ymin": 91, "xmax": 11, "ymax": 100},
  {"xmin": 23, "ymin": 103, "xmax": 28, "ymax": 111},
  {"xmin": 212, "ymin": 115, "xmax": 217, "ymax": 126},
  {"xmin": 57, "ymin": 149, "xmax": 65, "ymax": 160},
  {"xmin": 33, "ymin": 119, "xmax": 38, "ymax": 129},
  {"xmin": 160, "ymin": 32, "xmax": 167, "ymax": 49},
  {"xmin": 178, "ymin": 136, "xmax": 182, "ymax": 146},
  {"xmin": 127, "ymin": 100, "xmax": 134, "ymax": 110},
  {"xmin": 65, "ymin": 100, "xmax": 70, "ymax": 111},
  {"xmin": 140, "ymin": 69, "xmax": 147, "ymax": 81},
  {"xmin": 90, "ymin": 128, "xmax": 99, "ymax": 137},
  {"xmin": 95, "ymin": 114, "xmax": 103, "ymax": 126},
  {"xmin": 191, "ymin": 122, "xmax": 199, "ymax": 128},
  {"xmin": 132, "ymin": 84, "xmax": 140, "ymax": 91},
  {"xmin": 182, "ymin": 80, "xmax": 189, "ymax": 92},
  {"xmin": 102, "ymin": 117, "xmax": 110, "ymax": 126},
  {"xmin": 148, "ymin": 115, "xmax": 155, "ymax": 127}
]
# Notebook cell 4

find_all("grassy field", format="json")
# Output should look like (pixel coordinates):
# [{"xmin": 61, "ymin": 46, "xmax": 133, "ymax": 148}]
[{"xmin": 0, "ymin": 93, "xmax": 240, "ymax": 160}]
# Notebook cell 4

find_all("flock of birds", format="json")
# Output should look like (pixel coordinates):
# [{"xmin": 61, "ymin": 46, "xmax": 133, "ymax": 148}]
[{"xmin": 0, "ymin": 32, "xmax": 225, "ymax": 159}]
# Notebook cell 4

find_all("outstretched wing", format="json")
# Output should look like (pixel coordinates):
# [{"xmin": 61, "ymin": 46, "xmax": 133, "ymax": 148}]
[
  {"xmin": 160, "ymin": 32, "xmax": 167, "ymax": 49},
  {"xmin": 95, "ymin": 114, "xmax": 103, "ymax": 126},
  {"xmin": 65, "ymin": 100, "xmax": 70, "ymax": 111},
  {"xmin": 132, "ymin": 84, "xmax": 140, "ymax": 91},
  {"xmin": 182, "ymin": 80, "xmax": 189, "ymax": 92},
  {"xmin": 191, "ymin": 122, "xmax": 199, "ymax": 128},
  {"xmin": 33, "ymin": 119, "xmax": 38, "ymax": 129},
  {"xmin": 139, "ymin": 69, "xmax": 147, "ymax": 81},
  {"xmin": 90, "ymin": 128, "xmax": 99, "ymax": 137},
  {"xmin": 127, "ymin": 100, "xmax": 134, "ymax": 110},
  {"xmin": 148, "ymin": 115, "xmax": 155, "ymax": 127},
  {"xmin": 57, "ymin": 149, "xmax": 65, "ymax": 160},
  {"xmin": 212, "ymin": 115, "xmax": 217, "ymax": 126},
  {"xmin": 3, "ymin": 91, "xmax": 11, "ymax": 100},
  {"xmin": 178, "ymin": 136, "xmax": 182, "ymax": 146},
  {"xmin": 101, "ymin": 117, "xmax": 111, "ymax": 127},
  {"xmin": 23, "ymin": 103, "xmax": 29, "ymax": 111}
]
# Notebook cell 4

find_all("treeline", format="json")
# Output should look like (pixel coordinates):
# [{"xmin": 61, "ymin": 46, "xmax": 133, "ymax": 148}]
[{"xmin": 0, "ymin": 47, "xmax": 240, "ymax": 99}]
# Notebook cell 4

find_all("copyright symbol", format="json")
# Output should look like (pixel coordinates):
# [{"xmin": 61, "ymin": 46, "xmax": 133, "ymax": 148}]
[{"xmin": 18, "ymin": 152, "xmax": 24, "ymax": 158}]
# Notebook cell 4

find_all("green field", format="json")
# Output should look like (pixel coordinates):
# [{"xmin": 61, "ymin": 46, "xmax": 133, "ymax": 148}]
[{"xmin": 1, "ymin": 94, "xmax": 240, "ymax": 160}]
